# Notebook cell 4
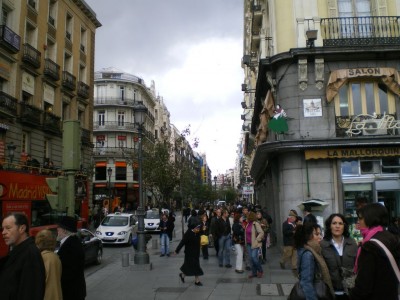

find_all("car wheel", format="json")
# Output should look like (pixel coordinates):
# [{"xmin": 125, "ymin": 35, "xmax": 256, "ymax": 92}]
[
  {"xmin": 126, "ymin": 234, "xmax": 132, "ymax": 247},
  {"xmin": 95, "ymin": 248, "xmax": 102, "ymax": 265}
]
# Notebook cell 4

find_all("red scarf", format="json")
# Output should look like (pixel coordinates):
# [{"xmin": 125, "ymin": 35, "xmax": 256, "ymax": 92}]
[{"xmin": 353, "ymin": 225, "xmax": 384, "ymax": 273}]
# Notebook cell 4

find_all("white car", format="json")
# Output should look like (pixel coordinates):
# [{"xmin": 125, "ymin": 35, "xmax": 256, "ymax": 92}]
[
  {"xmin": 144, "ymin": 209, "xmax": 161, "ymax": 231},
  {"xmin": 95, "ymin": 213, "xmax": 137, "ymax": 245}
]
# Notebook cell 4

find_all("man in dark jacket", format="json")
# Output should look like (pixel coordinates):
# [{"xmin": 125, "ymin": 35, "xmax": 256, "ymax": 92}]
[
  {"xmin": 302, "ymin": 205, "xmax": 317, "ymax": 225},
  {"xmin": 57, "ymin": 216, "xmax": 86, "ymax": 300},
  {"xmin": 279, "ymin": 211, "xmax": 297, "ymax": 272},
  {"xmin": 216, "ymin": 209, "xmax": 232, "ymax": 268},
  {"xmin": 0, "ymin": 212, "xmax": 45, "ymax": 300}
]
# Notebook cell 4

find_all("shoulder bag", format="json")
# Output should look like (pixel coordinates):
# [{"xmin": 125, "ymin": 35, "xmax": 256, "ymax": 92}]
[
  {"xmin": 370, "ymin": 238, "xmax": 400, "ymax": 281},
  {"xmin": 289, "ymin": 251, "xmax": 334, "ymax": 300}
]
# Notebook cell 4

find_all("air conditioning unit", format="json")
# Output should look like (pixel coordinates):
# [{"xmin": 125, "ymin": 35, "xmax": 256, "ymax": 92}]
[{"xmin": 362, "ymin": 120, "xmax": 387, "ymax": 136}]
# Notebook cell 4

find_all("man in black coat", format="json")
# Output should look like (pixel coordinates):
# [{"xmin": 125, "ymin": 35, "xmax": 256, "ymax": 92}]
[
  {"xmin": 279, "ymin": 211, "xmax": 297, "ymax": 272},
  {"xmin": 57, "ymin": 216, "xmax": 86, "ymax": 300},
  {"xmin": 302, "ymin": 204, "xmax": 317, "ymax": 225},
  {"xmin": 0, "ymin": 212, "xmax": 45, "ymax": 300}
]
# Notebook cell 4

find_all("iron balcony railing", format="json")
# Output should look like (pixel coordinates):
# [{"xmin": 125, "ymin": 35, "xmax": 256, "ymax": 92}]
[
  {"xmin": 94, "ymin": 121, "xmax": 137, "ymax": 131},
  {"xmin": 43, "ymin": 112, "xmax": 61, "ymax": 134},
  {"xmin": 93, "ymin": 146, "xmax": 137, "ymax": 157},
  {"xmin": 0, "ymin": 91, "xmax": 18, "ymax": 116},
  {"xmin": 321, "ymin": 16, "xmax": 400, "ymax": 46},
  {"xmin": 62, "ymin": 71, "xmax": 76, "ymax": 91},
  {"xmin": 44, "ymin": 58, "xmax": 60, "ymax": 81},
  {"xmin": 77, "ymin": 81, "xmax": 90, "ymax": 99},
  {"xmin": 81, "ymin": 128, "xmax": 92, "ymax": 146},
  {"xmin": 20, "ymin": 102, "xmax": 42, "ymax": 126},
  {"xmin": 0, "ymin": 25, "xmax": 20, "ymax": 53},
  {"xmin": 23, "ymin": 43, "xmax": 41, "ymax": 68}
]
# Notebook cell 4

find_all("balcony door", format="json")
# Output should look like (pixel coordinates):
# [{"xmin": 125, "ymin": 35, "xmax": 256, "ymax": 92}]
[{"xmin": 338, "ymin": 0, "xmax": 372, "ymax": 38}]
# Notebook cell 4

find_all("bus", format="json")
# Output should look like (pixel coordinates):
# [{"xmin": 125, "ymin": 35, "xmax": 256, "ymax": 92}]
[{"xmin": 0, "ymin": 169, "xmax": 89, "ymax": 257}]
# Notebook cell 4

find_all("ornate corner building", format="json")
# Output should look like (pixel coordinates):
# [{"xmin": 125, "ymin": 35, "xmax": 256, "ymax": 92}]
[{"xmin": 242, "ymin": 0, "xmax": 400, "ymax": 237}]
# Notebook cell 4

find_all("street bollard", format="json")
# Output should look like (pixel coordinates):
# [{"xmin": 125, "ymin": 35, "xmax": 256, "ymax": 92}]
[
  {"xmin": 152, "ymin": 238, "xmax": 159, "ymax": 249},
  {"xmin": 122, "ymin": 252, "xmax": 130, "ymax": 267}
]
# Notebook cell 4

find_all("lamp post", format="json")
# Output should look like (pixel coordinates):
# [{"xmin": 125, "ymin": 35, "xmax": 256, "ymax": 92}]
[
  {"xmin": 133, "ymin": 101, "xmax": 149, "ymax": 265},
  {"xmin": 107, "ymin": 167, "xmax": 112, "ymax": 212},
  {"xmin": 6, "ymin": 142, "xmax": 16, "ymax": 169},
  {"xmin": 214, "ymin": 176, "xmax": 217, "ymax": 200}
]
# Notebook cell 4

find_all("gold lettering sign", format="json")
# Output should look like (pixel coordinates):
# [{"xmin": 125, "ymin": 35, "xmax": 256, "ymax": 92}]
[{"xmin": 305, "ymin": 147, "xmax": 400, "ymax": 160}]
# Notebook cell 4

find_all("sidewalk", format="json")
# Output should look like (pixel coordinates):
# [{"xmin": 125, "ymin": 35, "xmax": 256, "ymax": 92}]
[{"xmin": 86, "ymin": 219, "xmax": 297, "ymax": 300}]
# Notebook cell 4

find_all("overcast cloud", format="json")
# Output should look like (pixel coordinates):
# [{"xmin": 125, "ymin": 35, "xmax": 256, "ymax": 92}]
[{"xmin": 86, "ymin": 0, "xmax": 244, "ymax": 175}]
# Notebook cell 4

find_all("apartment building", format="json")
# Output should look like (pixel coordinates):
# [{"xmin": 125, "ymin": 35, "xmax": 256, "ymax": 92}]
[
  {"xmin": 242, "ymin": 0, "xmax": 400, "ymax": 235},
  {"xmin": 92, "ymin": 67, "xmax": 156, "ymax": 209}
]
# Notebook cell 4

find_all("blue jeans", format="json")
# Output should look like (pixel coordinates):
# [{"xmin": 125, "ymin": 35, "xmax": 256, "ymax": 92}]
[
  {"xmin": 160, "ymin": 233, "xmax": 170, "ymax": 255},
  {"xmin": 246, "ymin": 244, "xmax": 263, "ymax": 275},
  {"xmin": 218, "ymin": 235, "xmax": 231, "ymax": 265}
]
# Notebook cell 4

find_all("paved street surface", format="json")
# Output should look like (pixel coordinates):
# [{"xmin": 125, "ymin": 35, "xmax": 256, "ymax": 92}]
[{"xmin": 85, "ymin": 212, "xmax": 296, "ymax": 300}]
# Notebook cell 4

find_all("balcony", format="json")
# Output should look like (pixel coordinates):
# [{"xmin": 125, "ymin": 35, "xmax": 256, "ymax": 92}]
[
  {"xmin": 42, "ymin": 112, "xmax": 61, "ymax": 134},
  {"xmin": 93, "ymin": 121, "xmax": 136, "ymax": 131},
  {"xmin": 62, "ymin": 71, "xmax": 76, "ymax": 91},
  {"xmin": 0, "ymin": 91, "xmax": 18, "ymax": 117},
  {"xmin": 20, "ymin": 102, "xmax": 42, "ymax": 126},
  {"xmin": 77, "ymin": 81, "xmax": 90, "ymax": 99},
  {"xmin": 94, "ymin": 97, "xmax": 136, "ymax": 106},
  {"xmin": 93, "ymin": 146, "xmax": 137, "ymax": 158},
  {"xmin": 44, "ymin": 58, "xmax": 60, "ymax": 81},
  {"xmin": 0, "ymin": 25, "xmax": 20, "ymax": 54},
  {"xmin": 81, "ymin": 128, "xmax": 92, "ymax": 146},
  {"xmin": 22, "ymin": 43, "xmax": 41, "ymax": 68},
  {"xmin": 321, "ymin": 16, "xmax": 400, "ymax": 47}
]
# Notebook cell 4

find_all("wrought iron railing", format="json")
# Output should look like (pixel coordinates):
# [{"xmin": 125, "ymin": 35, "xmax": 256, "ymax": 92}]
[
  {"xmin": 94, "ymin": 121, "xmax": 137, "ymax": 131},
  {"xmin": 43, "ymin": 112, "xmax": 61, "ymax": 133},
  {"xmin": 77, "ymin": 81, "xmax": 90, "ymax": 98},
  {"xmin": 0, "ymin": 25, "xmax": 20, "ymax": 53},
  {"xmin": 321, "ymin": 16, "xmax": 400, "ymax": 46},
  {"xmin": 20, "ymin": 102, "xmax": 42, "ymax": 126},
  {"xmin": 44, "ymin": 58, "xmax": 60, "ymax": 81},
  {"xmin": 62, "ymin": 71, "xmax": 76, "ymax": 90},
  {"xmin": 23, "ymin": 43, "xmax": 41, "ymax": 68},
  {"xmin": 0, "ymin": 91, "xmax": 18, "ymax": 116}
]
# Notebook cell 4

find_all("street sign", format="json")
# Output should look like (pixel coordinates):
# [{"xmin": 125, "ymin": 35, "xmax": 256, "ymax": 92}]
[{"xmin": 242, "ymin": 185, "xmax": 254, "ymax": 195}]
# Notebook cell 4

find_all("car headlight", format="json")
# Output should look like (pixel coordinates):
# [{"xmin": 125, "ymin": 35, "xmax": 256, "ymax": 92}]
[
  {"xmin": 118, "ymin": 231, "xmax": 127, "ymax": 235},
  {"xmin": 96, "ymin": 231, "xmax": 102, "ymax": 235}
]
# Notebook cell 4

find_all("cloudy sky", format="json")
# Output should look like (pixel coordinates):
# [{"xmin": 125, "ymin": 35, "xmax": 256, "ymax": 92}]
[{"xmin": 85, "ymin": 0, "xmax": 244, "ymax": 175}]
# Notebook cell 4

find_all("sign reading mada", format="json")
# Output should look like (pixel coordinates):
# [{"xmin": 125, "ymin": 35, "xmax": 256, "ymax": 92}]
[{"xmin": 305, "ymin": 147, "xmax": 400, "ymax": 160}]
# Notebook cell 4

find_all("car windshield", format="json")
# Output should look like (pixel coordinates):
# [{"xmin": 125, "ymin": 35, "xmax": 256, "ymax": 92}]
[
  {"xmin": 101, "ymin": 216, "xmax": 128, "ymax": 226},
  {"xmin": 145, "ymin": 211, "xmax": 159, "ymax": 219}
]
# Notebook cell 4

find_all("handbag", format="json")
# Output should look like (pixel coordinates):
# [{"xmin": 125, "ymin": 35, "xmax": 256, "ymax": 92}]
[
  {"xmin": 341, "ymin": 267, "xmax": 356, "ymax": 293},
  {"xmin": 288, "ymin": 251, "xmax": 334, "ymax": 300},
  {"xmin": 200, "ymin": 234, "xmax": 209, "ymax": 246},
  {"xmin": 289, "ymin": 279, "xmax": 333, "ymax": 300}
]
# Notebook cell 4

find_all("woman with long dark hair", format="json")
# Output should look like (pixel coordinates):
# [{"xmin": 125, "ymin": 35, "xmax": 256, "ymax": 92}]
[
  {"xmin": 320, "ymin": 214, "xmax": 357, "ymax": 299},
  {"xmin": 294, "ymin": 223, "xmax": 334, "ymax": 300},
  {"xmin": 350, "ymin": 203, "xmax": 400, "ymax": 300}
]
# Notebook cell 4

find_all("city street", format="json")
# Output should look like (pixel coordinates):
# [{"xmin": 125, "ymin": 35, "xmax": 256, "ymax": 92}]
[{"xmin": 84, "ymin": 212, "xmax": 296, "ymax": 300}]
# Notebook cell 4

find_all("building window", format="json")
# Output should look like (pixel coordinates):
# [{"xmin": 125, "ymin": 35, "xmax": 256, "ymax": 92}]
[
  {"xmin": 95, "ymin": 166, "xmax": 106, "ymax": 180},
  {"xmin": 115, "ymin": 166, "xmax": 127, "ymax": 181},
  {"xmin": 48, "ymin": 0, "xmax": 57, "ymax": 27},
  {"xmin": 338, "ymin": 0, "xmax": 371, "ymax": 18},
  {"xmin": 62, "ymin": 102, "xmax": 70, "ymax": 120},
  {"xmin": 98, "ymin": 110, "xmax": 105, "ymax": 126},
  {"xmin": 25, "ymin": 21, "xmax": 37, "ymax": 46},
  {"xmin": 66, "ymin": 13, "xmax": 73, "ymax": 40},
  {"xmin": 80, "ymin": 26, "xmax": 86, "ymax": 52},
  {"xmin": 78, "ymin": 109, "xmax": 84, "ymax": 124},
  {"xmin": 64, "ymin": 51, "xmax": 72, "ymax": 73},
  {"xmin": 2, "ymin": 7, "xmax": 9, "ymax": 26},
  {"xmin": 155, "ymin": 129, "xmax": 158, "ymax": 139},
  {"xmin": 334, "ymin": 81, "xmax": 393, "ymax": 116},
  {"xmin": 118, "ymin": 111, "xmax": 125, "ymax": 126},
  {"xmin": 79, "ymin": 64, "xmax": 86, "ymax": 82},
  {"xmin": 21, "ymin": 132, "xmax": 29, "ymax": 154},
  {"xmin": 119, "ymin": 86, "xmax": 125, "ymax": 100},
  {"xmin": 46, "ymin": 38, "xmax": 56, "ymax": 61}
]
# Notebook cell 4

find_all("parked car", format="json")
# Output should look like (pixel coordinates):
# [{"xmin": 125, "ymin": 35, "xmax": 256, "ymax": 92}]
[
  {"xmin": 144, "ymin": 209, "xmax": 161, "ymax": 232},
  {"xmin": 95, "ymin": 213, "xmax": 137, "ymax": 245},
  {"xmin": 55, "ymin": 228, "xmax": 103, "ymax": 266}
]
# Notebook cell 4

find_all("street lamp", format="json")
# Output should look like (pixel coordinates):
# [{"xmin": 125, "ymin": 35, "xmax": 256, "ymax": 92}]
[
  {"xmin": 6, "ymin": 142, "xmax": 16, "ymax": 169},
  {"xmin": 107, "ymin": 167, "xmax": 112, "ymax": 212},
  {"xmin": 214, "ymin": 176, "xmax": 217, "ymax": 192},
  {"xmin": 133, "ymin": 101, "xmax": 149, "ymax": 265}
]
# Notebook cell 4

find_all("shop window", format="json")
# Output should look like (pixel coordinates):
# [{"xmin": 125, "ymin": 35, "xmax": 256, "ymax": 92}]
[
  {"xmin": 95, "ymin": 166, "xmax": 106, "ymax": 180},
  {"xmin": 360, "ymin": 159, "xmax": 380, "ymax": 174},
  {"xmin": 341, "ymin": 159, "xmax": 359, "ymax": 176},
  {"xmin": 334, "ymin": 81, "xmax": 394, "ymax": 116},
  {"xmin": 115, "ymin": 165, "xmax": 126, "ymax": 180},
  {"xmin": 382, "ymin": 157, "xmax": 400, "ymax": 174}
]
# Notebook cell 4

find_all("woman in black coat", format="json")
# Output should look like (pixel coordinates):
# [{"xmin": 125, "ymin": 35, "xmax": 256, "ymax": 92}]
[
  {"xmin": 350, "ymin": 203, "xmax": 400, "ymax": 300},
  {"xmin": 174, "ymin": 223, "xmax": 204, "ymax": 286}
]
